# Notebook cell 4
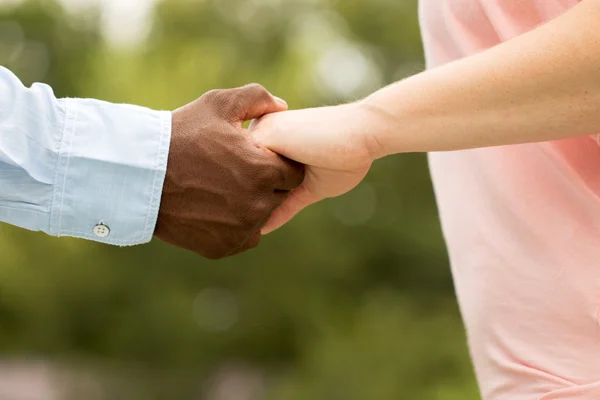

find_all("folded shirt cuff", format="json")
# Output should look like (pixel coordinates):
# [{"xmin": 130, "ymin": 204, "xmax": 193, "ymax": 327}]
[{"xmin": 48, "ymin": 98, "xmax": 172, "ymax": 246}]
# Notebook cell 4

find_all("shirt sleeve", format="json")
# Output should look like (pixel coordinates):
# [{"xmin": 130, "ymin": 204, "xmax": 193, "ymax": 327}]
[{"xmin": 0, "ymin": 66, "xmax": 172, "ymax": 246}]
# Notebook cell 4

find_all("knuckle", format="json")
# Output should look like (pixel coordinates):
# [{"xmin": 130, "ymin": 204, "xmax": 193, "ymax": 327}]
[
  {"xmin": 194, "ymin": 237, "xmax": 227, "ymax": 260},
  {"xmin": 263, "ymin": 158, "xmax": 305, "ymax": 190},
  {"xmin": 202, "ymin": 89, "xmax": 237, "ymax": 115},
  {"xmin": 206, "ymin": 234, "xmax": 243, "ymax": 259},
  {"xmin": 253, "ymin": 197, "xmax": 275, "ymax": 216},
  {"xmin": 243, "ymin": 83, "xmax": 270, "ymax": 101},
  {"xmin": 194, "ymin": 240, "xmax": 225, "ymax": 259},
  {"xmin": 279, "ymin": 158, "xmax": 305, "ymax": 184},
  {"xmin": 222, "ymin": 94, "xmax": 241, "ymax": 117},
  {"xmin": 248, "ymin": 166, "xmax": 279, "ymax": 193},
  {"xmin": 291, "ymin": 162, "xmax": 306, "ymax": 187},
  {"xmin": 236, "ymin": 198, "xmax": 274, "ymax": 232},
  {"xmin": 258, "ymin": 165, "xmax": 280, "ymax": 186},
  {"xmin": 239, "ymin": 210, "xmax": 262, "ymax": 230},
  {"xmin": 201, "ymin": 89, "xmax": 222, "ymax": 104},
  {"xmin": 234, "ymin": 201, "xmax": 262, "ymax": 229},
  {"xmin": 245, "ymin": 234, "xmax": 261, "ymax": 250},
  {"xmin": 273, "ymin": 168, "xmax": 289, "ymax": 189},
  {"xmin": 201, "ymin": 249, "xmax": 225, "ymax": 260},
  {"xmin": 244, "ymin": 83, "xmax": 266, "ymax": 93},
  {"xmin": 225, "ymin": 229, "xmax": 251, "ymax": 252}
]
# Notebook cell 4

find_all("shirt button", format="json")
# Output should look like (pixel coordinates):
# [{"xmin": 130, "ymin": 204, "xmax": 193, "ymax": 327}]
[{"xmin": 93, "ymin": 223, "xmax": 110, "ymax": 238}]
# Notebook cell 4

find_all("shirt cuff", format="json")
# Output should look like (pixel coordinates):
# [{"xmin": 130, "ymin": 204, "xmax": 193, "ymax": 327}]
[{"xmin": 48, "ymin": 98, "xmax": 172, "ymax": 246}]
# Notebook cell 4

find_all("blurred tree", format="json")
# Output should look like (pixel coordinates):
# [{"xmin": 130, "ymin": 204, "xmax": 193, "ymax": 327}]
[{"xmin": 0, "ymin": 0, "xmax": 102, "ymax": 95}]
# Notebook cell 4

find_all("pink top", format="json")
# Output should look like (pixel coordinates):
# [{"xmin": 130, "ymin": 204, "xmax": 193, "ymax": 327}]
[{"xmin": 421, "ymin": 1, "xmax": 600, "ymax": 399}]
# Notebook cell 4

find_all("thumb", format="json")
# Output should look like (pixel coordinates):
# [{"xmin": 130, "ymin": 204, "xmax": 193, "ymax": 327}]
[
  {"xmin": 262, "ymin": 184, "xmax": 320, "ymax": 234},
  {"xmin": 230, "ymin": 83, "xmax": 288, "ymax": 122}
]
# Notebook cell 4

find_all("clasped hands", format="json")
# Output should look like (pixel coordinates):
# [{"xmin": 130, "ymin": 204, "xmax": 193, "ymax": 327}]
[{"xmin": 155, "ymin": 84, "xmax": 380, "ymax": 259}]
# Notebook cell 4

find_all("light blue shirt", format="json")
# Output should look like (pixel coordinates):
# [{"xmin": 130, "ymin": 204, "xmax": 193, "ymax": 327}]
[{"xmin": 0, "ymin": 66, "xmax": 172, "ymax": 246}]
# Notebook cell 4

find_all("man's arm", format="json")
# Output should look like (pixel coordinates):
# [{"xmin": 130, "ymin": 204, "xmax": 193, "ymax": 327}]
[
  {"xmin": 257, "ymin": 0, "xmax": 600, "ymax": 160},
  {"xmin": 0, "ymin": 66, "xmax": 171, "ymax": 246},
  {"xmin": 0, "ymin": 67, "xmax": 303, "ymax": 258}
]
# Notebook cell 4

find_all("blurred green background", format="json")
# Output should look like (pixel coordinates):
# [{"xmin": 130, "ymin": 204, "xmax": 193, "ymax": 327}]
[{"xmin": 0, "ymin": 0, "xmax": 480, "ymax": 399}]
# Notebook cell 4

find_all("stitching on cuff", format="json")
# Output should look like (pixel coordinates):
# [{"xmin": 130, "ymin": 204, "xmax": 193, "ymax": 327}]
[
  {"xmin": 141, "ymin": 110, "xmax": 172, "ymax": 243},
  {"xmin": 49, "ymin": 98, "xmax": 75, "ymax": 236},
  {"xmin": 57, "ymin": 99, "xmax": 77, "ymax": 236}
]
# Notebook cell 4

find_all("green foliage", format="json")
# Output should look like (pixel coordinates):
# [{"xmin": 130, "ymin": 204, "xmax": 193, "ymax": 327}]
[{"xmin": 0, "ymin": 0, "xmax": 479, "ymax": 398}]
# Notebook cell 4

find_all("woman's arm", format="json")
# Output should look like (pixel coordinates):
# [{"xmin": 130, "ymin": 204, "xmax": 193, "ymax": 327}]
[
  {"xmin": 251, "ymin": 0, "xmax": 600, "ymax": 232},
  {"xmin": 361, "ymin": 0, "xmax": 600, "ymax": 157}
]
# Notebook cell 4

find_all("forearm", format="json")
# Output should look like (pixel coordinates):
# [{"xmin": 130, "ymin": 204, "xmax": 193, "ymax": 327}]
[{"xmin": 360, "ymin": 0, "xmax": 600, "ymax": 158}]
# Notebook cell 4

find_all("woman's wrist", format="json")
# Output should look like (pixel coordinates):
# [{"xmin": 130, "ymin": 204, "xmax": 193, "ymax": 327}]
[
  {"xmin": 294, "ymin": 102, "xmax": 387, "ymax": 163},
  {"xmin": 356, "ymin": 95, "xmax": 413, "ymax": 160},
  {"xmin": 354, "ymin": 101, "xmax": 386, "ymax": 160}
]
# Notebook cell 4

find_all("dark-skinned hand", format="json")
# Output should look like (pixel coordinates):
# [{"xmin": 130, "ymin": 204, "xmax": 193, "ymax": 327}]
[{"xmin": 154, "ymin": 84, "xmax": 304, "ymax": 259}]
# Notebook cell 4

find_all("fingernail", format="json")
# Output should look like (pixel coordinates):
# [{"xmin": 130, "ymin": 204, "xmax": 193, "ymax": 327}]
[{"xmin": 274, "ymin": 96, "xmax": 288, "ymax": 107}]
